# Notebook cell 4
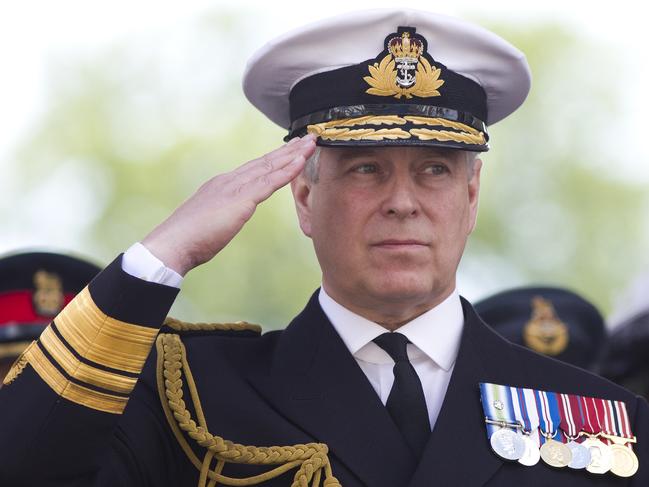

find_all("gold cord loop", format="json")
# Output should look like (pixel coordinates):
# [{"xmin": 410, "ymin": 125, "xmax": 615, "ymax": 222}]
[
  {"xmin": 156, "ymin": 333, "xmax": 341, "ymax": 486},
  {"xmin": 164, "ymin": 317, "xmax": 262, "ymax": 334}
]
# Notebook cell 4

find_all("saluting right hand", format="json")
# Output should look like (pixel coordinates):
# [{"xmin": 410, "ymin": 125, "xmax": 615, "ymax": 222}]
[{"xmin": 141, "ymin": 134, "xmax": 317, "ymax": 276}]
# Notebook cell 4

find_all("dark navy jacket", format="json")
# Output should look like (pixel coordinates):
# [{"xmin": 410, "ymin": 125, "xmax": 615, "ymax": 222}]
[{"xmin": 1, "ymin": 257, "xmax": 647, "ymax": 486}]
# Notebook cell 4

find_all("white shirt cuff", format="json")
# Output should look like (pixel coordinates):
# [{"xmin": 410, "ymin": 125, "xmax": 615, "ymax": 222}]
[{"xmin": 121, "ymin": 242, "xmax": 184, "ymax": 288}]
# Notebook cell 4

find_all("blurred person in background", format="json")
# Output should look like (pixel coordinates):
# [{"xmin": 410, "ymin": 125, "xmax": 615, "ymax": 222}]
[
  {"xmin": 0, "ymin": 252, "xmax": 100, "ymax": 385},
  {"xmin": 475, "ymin": 286, "xmax": 607, "ymax": 372},
  {"xmin": 1, "ymin": 8, "xmax": 648, "ymax": 487},
  {"xmin": 602, "ymin": 274, "xmax": 649, "ymax": 402}
]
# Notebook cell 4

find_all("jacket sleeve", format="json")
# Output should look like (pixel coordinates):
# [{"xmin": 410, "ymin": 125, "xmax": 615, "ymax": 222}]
[{"xmin": 0, "ymin": 255, "xmax": 180, "ymax": 486}]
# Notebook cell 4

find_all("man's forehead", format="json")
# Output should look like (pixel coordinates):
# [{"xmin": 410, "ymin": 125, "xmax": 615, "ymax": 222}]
[{"xmin": 322, "ymin": 145, "xmax": 465, "ymax": 161}]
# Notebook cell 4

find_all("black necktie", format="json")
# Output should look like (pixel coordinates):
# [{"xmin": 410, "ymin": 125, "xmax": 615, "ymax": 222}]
[{"xmin": 373, "ymin": 332, "xmax": 431, "ymax": 458}]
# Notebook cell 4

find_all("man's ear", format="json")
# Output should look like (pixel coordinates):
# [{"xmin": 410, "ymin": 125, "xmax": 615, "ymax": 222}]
[
  {"xmin": 291, "ymin": 173, "xmax": 313, "ymax": 237},
  {"xmin": 467, "ymin": 158, "xmax": 482, "ymax": 234}
]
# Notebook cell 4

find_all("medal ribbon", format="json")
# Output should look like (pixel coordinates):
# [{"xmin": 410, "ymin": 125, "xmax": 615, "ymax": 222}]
[
  {"xmin": 558, "ymin": 393, "xmax": 578, "ymax": 438},
  {"xmin": 592, "ymin": 397, "xmax": 611, "ymax": 445},
  {"xmin": 545, "ymin": 391, "xmax": 565, "ymax": 442},
  {"xmin": 604, "ymin": 399, "xmax": 637, "ymax": 451},
  {"xmin": 613, "ymin": 400, "xmax": 635, "ymax": 451},
  {"xmin": 480, "ymin": 383, "xmax": 519, "ymax": 437},
  {"xmin": 602, "ymin": 399, "xmax": 618, "ymax": 437},
  {"xmin": 581, "ymin": 395, "xmax": 605, "ymax": 440},
  {"xmin": 521, "ymin": 388, "xmax": 542, "ymax": 445},
  {"xmin": 566, "ymin": 393, "xmax": 586, "ymax": 442},
  {"xmin": 614, "ymin": 400, "xmax": 633, "ymax": 439},
  {"xmin": 533, "ymin": 390, "xmax": 553, "ymax": 444},
  {"xmin": 512, "ymin": 387, "xmax": 541, "ymax": 447},
  {"xmin": 510, "ymin": 386, "xmax": 530, "ymax": 432}
]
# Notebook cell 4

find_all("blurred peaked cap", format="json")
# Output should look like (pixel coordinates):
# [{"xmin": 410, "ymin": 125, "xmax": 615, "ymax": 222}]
[
  {"xmin": 474, "ymin": 286, "xmax": 606, "ymax": 371},
  {"xmin": 0, "ymin": 251, "xmax": 101, "ymax": 361},
  {"xmin": 243, "ymin": 8, "xmax": 531, "ymax": 151},
  {"xmin": 600, "ymin": 310, "xmax": 649, "ymax": 397}
]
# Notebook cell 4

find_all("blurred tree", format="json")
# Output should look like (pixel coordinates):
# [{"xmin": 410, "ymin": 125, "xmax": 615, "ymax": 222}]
[
  {"xmin": 465, "ymin": 20, "xmax": 648, "ymax": 312},
  {"xmin": 7, "ymin": 11, "xmax": 649, "ymax": 327}
]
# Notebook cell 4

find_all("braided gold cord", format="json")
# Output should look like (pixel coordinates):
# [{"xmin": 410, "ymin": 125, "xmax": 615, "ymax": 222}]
[
  {"xmin": 156, "ymin": 334, "xmax": 342, "ymax": 486},
  {"xmin": 164, "ymin": 317, "xmax": 262, "ymax": 334}
]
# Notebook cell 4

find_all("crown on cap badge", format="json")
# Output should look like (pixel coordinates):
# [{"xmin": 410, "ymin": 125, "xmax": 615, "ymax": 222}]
[
  {"xmin": 364, "ymin": 29, "xmax": 444, "ymax": 99},
  {"xmin": 388, "ymin": 32, "xmax": 423, "ymax": 88}
]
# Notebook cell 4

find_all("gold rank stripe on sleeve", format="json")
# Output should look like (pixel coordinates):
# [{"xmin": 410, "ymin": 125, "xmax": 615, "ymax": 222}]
[
  {"xmin": 21, "ymin": 286, "xmax": 159, "ymax": 414},
  {"xmin": 54, "ymin": 287, "xmax": 159, "ymax": 374},
  {"xmin": 39, "ymin": 325, "xmax": 137, "ymax": 395},
  {"xmin": 24, "ymin": 341, "xmax": 128, "ymax": 414}
]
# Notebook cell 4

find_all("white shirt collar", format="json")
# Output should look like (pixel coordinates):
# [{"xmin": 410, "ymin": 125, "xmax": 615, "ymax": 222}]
[{"xmin": 318, "ymin": 286, "xmax": 464, "ymax": 371}]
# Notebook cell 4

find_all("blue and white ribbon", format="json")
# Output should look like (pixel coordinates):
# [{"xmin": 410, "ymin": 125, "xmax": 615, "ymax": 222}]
[{"xmin": 480, "ymin": 382, "xmax": 520, "ymax": 437}]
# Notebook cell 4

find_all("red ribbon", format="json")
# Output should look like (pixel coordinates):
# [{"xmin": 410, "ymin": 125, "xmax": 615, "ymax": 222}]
[
  {"xmin": 580, "ymin": 395, "xmax": 600, "ymax": 435},
  {"xmin": 557, "ymin": 393, "xmax": 576, "ymax": 437},
  {"xmin": 614, "ymin": 400, "xmax": 632, "ymax": 439}
]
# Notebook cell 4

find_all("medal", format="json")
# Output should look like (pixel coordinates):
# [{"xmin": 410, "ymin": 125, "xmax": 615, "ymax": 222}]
[
  {"xmin": 535, "ymin": 390, "xmax": 571, "ymax": 468},
  {"xmin": 539, "ymin": 438, "xmax": 572, "ymax": 468},
  {"xmin": 610, "ymin": 443, "xmax": 639, "ymax": 477},
  {"xmin": 558, "ymin": 392, "xmax": 590, "ymax": 469},
  {"xmin": 480, "ymin": 383, "xmax": 524, "ymax": 461},
  {"xmin": 582, "ymin": 435, "xmax": 612, "ymax": 474},
  {"xmin": 601, "ymin": 399, "xmax": 639, "ymax": 478},
  {"xmin": 566, "ymin": 440, "xmax": 591, "ymax": 469},
  {"xmin": 511, "ymin": 387, "xmax": 541, "ymax": 466},
  {"xmin": 581, "ymin": 396, "xmax": 611, "ymax": 474},
  {"xmin": 518, "ymin": 433, "xmax": 541, "ymax": 466},
  {"xmin": 480, "ymin": 384, "xmax": 640, "ymax": 478},
  {"xmin": 490, "ymin": 427, "xmax": 527, "ymax": 461}
]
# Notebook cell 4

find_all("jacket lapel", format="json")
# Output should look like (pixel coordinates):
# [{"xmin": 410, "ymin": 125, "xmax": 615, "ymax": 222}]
[
  {"xmin": 408, "ymin": 298, "xmax": 517, "ymax": 487},
  {"xmin": 247, "ymin": 291, "xmax": 416, "ymax": 487}
]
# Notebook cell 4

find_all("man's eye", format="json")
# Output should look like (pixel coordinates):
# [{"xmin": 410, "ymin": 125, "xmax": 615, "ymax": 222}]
[
  {"xmin": 353, "ymin": 163, "xmax": 379, "ymax": 174},
  {"xmin": 422, "ymin": 164, "xmax": 449, "ymax": 175}
]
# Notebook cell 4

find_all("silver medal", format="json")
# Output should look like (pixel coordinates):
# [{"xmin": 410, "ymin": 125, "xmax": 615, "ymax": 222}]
[
  {"xmin": 490, "ymin": 428, "xmax": 526, "ymax": 461},
  {"xmin": 567, "ymin": 441, "xmax": 591, "ymax": 469},
  {"xmin": 582, "ymin": 437, "xmax": 612, "ymax": 474},
  {"xmin": 517, "ymin": 434, "xmax": 541, "ymax": 466}
]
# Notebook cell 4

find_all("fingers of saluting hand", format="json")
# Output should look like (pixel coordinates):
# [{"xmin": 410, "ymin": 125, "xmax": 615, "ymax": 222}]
[
  {"xmin": 233, "ymin": 134, "xmax": 316, "ymax": 183},
  {"xmin": 234, "ymin": 135, "xmax": 316, "ymax": 203}
]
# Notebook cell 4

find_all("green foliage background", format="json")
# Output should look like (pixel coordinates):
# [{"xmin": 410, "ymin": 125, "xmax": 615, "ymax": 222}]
[{"xmin": 5, "ymin": 11, "xmax": 648, "ymax": 328}]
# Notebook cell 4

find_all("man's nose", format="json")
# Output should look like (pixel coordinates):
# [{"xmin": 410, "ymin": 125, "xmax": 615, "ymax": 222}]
[{"xmin": 381, "ymin": 174, "xmax": 420, "ymax": 218}]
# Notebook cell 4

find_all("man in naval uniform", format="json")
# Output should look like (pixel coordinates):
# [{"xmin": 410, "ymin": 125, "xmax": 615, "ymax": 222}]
[{"xmin": 0, "ymin": 9, "xmax": 647, "ymax": 487}]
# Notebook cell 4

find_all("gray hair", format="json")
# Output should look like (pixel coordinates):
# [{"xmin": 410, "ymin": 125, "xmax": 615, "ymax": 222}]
[
  {"xmin": 465, "ymin": 151, "xmax": 479, "ymax": 179},
  {"xmin": 304, "ymin": 146, "xmax": 322, "ymax": 183},
  {"xmin": 303, "ymin": 146, "xmax": 479, "ymax": 183}
]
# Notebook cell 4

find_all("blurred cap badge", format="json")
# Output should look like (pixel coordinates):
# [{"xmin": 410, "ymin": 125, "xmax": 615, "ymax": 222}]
[
  {"xmin": 475, "ymin": 286, "xmax": 606, "ymax": 371},
  {"xmin": 32, "ymin": 270, "xmax": 64, "ymax": 317},
  {"xmin": 0, "ymin": 251, "xmax": 101, "ymax": 368},
  {"xmin": 364, "ymin": 29, "xmax": 444, "ymax": 99},
  {"xmin": 523, "ymin": 296, "xmax": 569, "ymax": 356}
]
